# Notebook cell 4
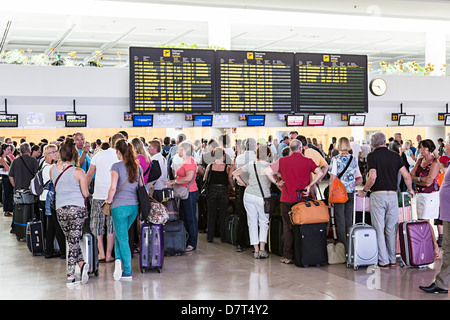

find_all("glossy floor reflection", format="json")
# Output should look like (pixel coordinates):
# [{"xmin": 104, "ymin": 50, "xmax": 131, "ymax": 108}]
[{"xmin": 0, "ymin": 210, "xmax": 448, "ymax": 300}]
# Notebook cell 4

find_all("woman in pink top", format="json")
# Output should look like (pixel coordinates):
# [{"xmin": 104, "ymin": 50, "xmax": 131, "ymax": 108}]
[
  {"xmin": 131, "ymin": 138, "xmax": 151, "ymax": 184},
  {"xmin": 166, "ymin": 141, "xmax": 199, "ymax": 251}
]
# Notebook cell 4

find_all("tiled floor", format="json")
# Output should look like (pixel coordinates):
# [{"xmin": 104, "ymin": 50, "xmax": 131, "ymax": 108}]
[{"xmin": 0, "ymin": 207, "xmax": 447, "ymax": 301}]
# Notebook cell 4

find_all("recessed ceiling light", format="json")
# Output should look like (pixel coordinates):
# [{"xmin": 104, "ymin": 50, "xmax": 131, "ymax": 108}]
[{"xmin": 155, "ymin": 28, "xmax": 165, "ymax": 31}]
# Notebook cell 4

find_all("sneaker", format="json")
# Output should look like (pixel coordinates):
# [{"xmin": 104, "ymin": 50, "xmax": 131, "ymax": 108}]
[
  {"xmin": 259, "ymin": 250, "xmax": 268, "ymax": 259},
  {"xmin": 121, "ymin": 272, "xmax": 133, "ymax": 280},
  {"xmin": 186, "ymin": 245, "xmax": 196, "ymax": 252},
  {"xmin": 114, "ymin": 259, "xmax": 122, "ymax": 281},
  {"xmin": 80, "ymin": 263, "xmax": 89, "ymax": 284},
  {"xmin": 377, "ymin": 263, "xmax": 389, "ymax": 269}
]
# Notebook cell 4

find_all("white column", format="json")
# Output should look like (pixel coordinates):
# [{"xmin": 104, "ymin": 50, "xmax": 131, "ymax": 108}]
[
  {"xmin": 425, "ymin": 126, "xmax": 446, "ymax": 145},
  {"xmin": 208, "ymin": 20, "xmax": 231, "ymax": 49},
  {"xmin": 425, "ymin": 31, "xmax": 446, "ymax": 76}
]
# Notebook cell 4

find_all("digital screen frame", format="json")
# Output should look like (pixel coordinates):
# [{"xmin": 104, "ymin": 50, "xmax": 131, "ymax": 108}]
[
  {"xmin": 246, "ymin": 115, "xmax": 266, "ymax": 127},
  {"xmin": 133, "ymin": 114, "xmax": 153, "ymax": 127},
  {"xmin": 65, "ymin": 114, "xmax": 87, "ymax": 128},
  {"xmin": 398, "ymin": 115, "xmax": 415, "ymax": 126},
  {"xmin": 307, "ymin": 114, "xmax": 325, "ymax": 126},
  {"xmin": 348, "ymin": 115, "xmax": 366, "ymax": 126},
  {"xmin": 193, "ymin": 114, "xmax": 213, "ymax": 127},
  {"xmin": 286, "ymin": 115, "xmax": 304, "ymax": 127}
]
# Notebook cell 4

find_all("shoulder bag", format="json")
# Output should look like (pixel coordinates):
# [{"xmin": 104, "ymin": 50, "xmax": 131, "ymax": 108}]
[
  {"xmin": 288, "ymin": 189, "xmax": 330, "ymax": 225},
  {"xmin": 173, "ymin": 175, "xmax": 196, "ymax": 200},
  {"xmin": 200, "ymin": 164, "xmax": 212, "ymax": 198},
  {"xmin": 327, "ymin": 155, "xmax": 353, "ymax": 204},
  {"xmin": 253, "ymin": 162, "xmax": 276, "ymax": 214},
  {"xmin": 137, "ymin": 173, "xmax": 152, "ymax": 221}
]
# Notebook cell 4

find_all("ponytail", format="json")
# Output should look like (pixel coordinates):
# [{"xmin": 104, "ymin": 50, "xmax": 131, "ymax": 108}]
[{"xmin": 115, "ymin": 139, "xmax": 139, "ymax": 183}]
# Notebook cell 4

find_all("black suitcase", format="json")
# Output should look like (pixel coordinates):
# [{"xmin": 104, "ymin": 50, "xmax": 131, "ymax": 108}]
[
  {"xmin": 163, "ymin": 220, "xmax": 187, "ymax": 256},
  {"xmin": 26, "ymin": 219, "xmax": 44, "ymax": 255},
  {"xmin": 269, "ymin": 215, "xmax": 283, "ymax": 256},
  {"xmin": 293, "ymin": 223, "xmax": 328, "ymax": 267},
  {"xmin": 14, "ymin": 203, "xmax": 34, "ymax": 241}
]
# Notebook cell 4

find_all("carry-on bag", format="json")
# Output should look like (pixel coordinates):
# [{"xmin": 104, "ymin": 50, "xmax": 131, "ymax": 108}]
[
  {"xmin": 162, "ymin": 188, "xmax": 179, "ymax": 221},
  {"xmin": 13, "ymin": 203, "xmax": 34, "ymax": 241},
  {"xmin": 13, "ymin": 188, "xmax": 37, "ymax": 204},
  {"xmin": 163, "ymin": 220, "xmax": 187, "ymax": 256},
  {"xmin": 398, "ymin": 192, "xmax": 434, "ymax": 268},
  {"xmin": 225, "ymin": 214, "xmax": 240, "ymax": 245},
  {"xmin": 396, "ymin": 194, "xmax": 413, "ymax": 254},
  {"xmin": 140, "ymin": 222, "xmax": 164, "ymax": 273},
  {"xmin": 26, "ymin": 219, "xmax": 44, "ymax": 256},
  {"xmin": 346, "ymin": 193, "xmax": 378, "ymax": 270},
  {"xmin": 268, "ymin": 215, "xmax": 283, "ymax": 256},
  {"xmin": 293, "ymin": 222, "xmax": 328, "ymax": 268},
  {"xmin": 327, "ymin": 207, "xmax": 346, "ymax": 264},
  {"xmin": 288, "ymin": 190, "xmax": 329, "ymax": 225},
  {"xmin": 70, "ymin": 218, "xmax": 99, "ymax": 277}
]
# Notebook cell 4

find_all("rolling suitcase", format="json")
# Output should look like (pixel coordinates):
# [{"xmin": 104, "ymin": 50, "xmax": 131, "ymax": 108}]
[
  {"xmin": 396, "ymin": 195, "xmax": 413, "ymax": 254},
  {"xmin": 140, "ymin": 222, "xmax": 164, "ymax": 273},
  {"xmin": 163, "ymin": 220, "xmax": 187, "ymax": 256},
  {"xmin": 346, "ymin": 193, "xmax": 378, "ymax": 270},
  {"xmin": 354, "ymin": 195, "xmax": 371, "ymax": 225},
  {"xmin": 225, "ymin": 214, "xmax": 239, "ymax": 245},
  {"xmin": 293, "ymin": 223, "xmax": 328, "ymax": 267},
  {"xmin": 13, "ymin": 203, "xmax": 34, "ymax": 241},
  {"xmin": 398, "ymin": 192, "xmax": 434, "ymax": 268},
  {"xmin": 268, "ymin": 215, "xmax": 283, "ymax": 256},
  {"xmin": 67, "ymin": 218, "xmax": 99, "ymax": 277},
  {"xmin": 26, "ymin": 219, "xmax": 44, "ymax": 256},
  {"xmin": 162, "ymin": 188, "xmax": 179, "ymax": 221}
]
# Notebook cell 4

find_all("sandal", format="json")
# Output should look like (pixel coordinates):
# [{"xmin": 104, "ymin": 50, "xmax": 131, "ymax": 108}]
[
  {"xmin": 259, "ymin": 250, "xmax": 268, "ymax": 259},
  {"xmin": 280, "ymin": 257, "xmax": 293, "ymax": 264},
  {"xmin": 254, "ymin": 251, "xmax": 260, "ymax": 259}
]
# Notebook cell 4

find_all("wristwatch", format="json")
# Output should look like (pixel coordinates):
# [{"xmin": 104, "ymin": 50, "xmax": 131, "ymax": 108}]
[
  {"xmin": 418, "ymin": 176, "xmax": 422, "ymax": 182},
  {"xmin": 362, "ymin": 189, "xmax": 369, "ymax": 194}
]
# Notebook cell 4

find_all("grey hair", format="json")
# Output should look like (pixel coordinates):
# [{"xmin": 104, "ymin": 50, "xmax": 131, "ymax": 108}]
[
  {"xmin": 370, "ymin": 132, "xmax": 386, "ymax": 148},
  {"xmin": 178, "ymin": 140, "xmax": 194, "ymax": 157},
  {"xmin": 19, "ymin": 142, "xmax": 31, "ymax": 155},
  {"xmin": 289, "ymin": 139, "xmax": 302, "ymax": 152}
]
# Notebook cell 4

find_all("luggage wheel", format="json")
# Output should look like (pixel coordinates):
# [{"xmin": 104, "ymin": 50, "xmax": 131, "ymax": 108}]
[
  {"xmin": 94, "ymin": 270, "xmax": 99, "ymax": 277},
  {"xmin": 141, "ymin": 268, "xmax": 145, "ymax": 274},
  {"xmin": 157, "ymin": 267, "xmax": 162, "ymax": 273}
]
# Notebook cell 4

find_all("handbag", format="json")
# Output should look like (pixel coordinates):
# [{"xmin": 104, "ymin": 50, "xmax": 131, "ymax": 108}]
[
  {"xmin": 288, "ymin": 190, "xmax": 329, "ymax": 225},
  {"xmin": 173, "ymin": 175, "xmax": 196, "ymax": 200},
  {"xmin": 327, "ymin": 207, "xmax": 346, "ymax": 264},
  {"xmin": 147, "ymin": 197, "xmax": 169, "ymax": 224},
  {"xmin": 253, "ymin": 162, "xmax": 276, "ymax": 214},
  {"xmin": 147, "ymin": 159, "xmax": 162, "ymax": 183},
  {"xmin": 137, "ymin": 174, "xmax": 152, "ymax": 221},
  {"xmin": 101, "ymin": 180, "xmax": 128, "ymax": 216},
  {"xmin": 327, "ymin": 155, "xmax": 353, "ymax": 204},
  {"xmin": 200, "ymin": 164, "xmax": 212, "ymax": 198}
]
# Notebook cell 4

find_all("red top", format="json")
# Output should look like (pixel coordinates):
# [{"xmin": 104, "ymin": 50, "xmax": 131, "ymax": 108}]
[
  {"xmin": 416, "ymin": 157, "xmax": 439, "ymax": 193},
  {"xmin": 270, "ymin": 152, "xmax": 318, "ymax": 203},
  {"xmin": 176, "ymin": 156, "xmax": 198, "ymax": 192}
]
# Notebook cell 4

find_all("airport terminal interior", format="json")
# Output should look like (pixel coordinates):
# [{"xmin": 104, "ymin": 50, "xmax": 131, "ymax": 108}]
[{"xmin": 1, "ymin": 0, "xmax": 450, "ymax": 302}]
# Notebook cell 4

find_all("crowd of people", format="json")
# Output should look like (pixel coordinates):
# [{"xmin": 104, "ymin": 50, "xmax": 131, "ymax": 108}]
[{"xmin": 0, "ymin": 130, "xmax": 448, "ymax": 294}]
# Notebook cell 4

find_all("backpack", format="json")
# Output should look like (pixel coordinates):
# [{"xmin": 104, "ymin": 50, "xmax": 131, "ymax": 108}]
[{"xmin": 30, "ymin": 167, "xmax": 50, "ymax": 196}]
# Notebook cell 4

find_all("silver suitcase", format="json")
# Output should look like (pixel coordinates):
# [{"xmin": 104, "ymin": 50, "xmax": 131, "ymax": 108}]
[{"xmin": 346, "ymin": 193, "xmax": 378, "ymax": 270}]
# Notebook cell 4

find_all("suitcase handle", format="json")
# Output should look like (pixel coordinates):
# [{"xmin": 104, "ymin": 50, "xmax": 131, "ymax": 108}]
[
  {"xmin": 353, "ymin": 192, "xmax": 367, "ymax": 225},
  {"xmin": 400, "ymin": 191, "xmax": 412, "ymax": 221}
]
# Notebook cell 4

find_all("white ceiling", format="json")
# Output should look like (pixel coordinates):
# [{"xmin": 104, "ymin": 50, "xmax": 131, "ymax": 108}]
[{"xmin": 0, "ymin": 0, "xmax": 449, "ymax": 70}]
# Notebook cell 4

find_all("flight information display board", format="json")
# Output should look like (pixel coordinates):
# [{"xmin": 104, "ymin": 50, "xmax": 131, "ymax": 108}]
[
  {"xmin": 130, "ymin": 47, "xmax": 214, "ymax": 113},
  {"xmin": 216, "ymin": 51, "xmax": 293, "ymax": 113},
  {"xmin": 296, "ymin": 53, "xmax": 368, "ymax": 113}
]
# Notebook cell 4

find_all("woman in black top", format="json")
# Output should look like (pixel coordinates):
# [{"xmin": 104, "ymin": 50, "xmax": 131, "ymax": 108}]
[
  {"xmin": 203, "ymin": 147, "xmax": 232, "ymax": 243},
  {"xmin": 0, "ymin": 144, "xmax": 15, "ymax": 217}
]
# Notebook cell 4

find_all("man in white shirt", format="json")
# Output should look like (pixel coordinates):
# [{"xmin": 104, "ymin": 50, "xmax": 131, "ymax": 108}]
[
  {"xmin": 349, "ymin": 136, "xmax": 362, "ymax": 160},
  {"xmin": 86, "ymin": 132, "xmax": 124, "ymax": 263},
  {"xmin": 148, "ymin": 139, "xmax": 168, "ymax": 202}
]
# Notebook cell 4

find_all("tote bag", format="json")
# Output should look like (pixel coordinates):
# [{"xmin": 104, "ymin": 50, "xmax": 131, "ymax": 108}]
[{"xmin": 328, "ymin": 156, "xmax": 353, "ymax": 204}]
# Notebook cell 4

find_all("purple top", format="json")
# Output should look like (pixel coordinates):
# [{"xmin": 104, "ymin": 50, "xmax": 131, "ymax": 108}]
[{"xmin": 439, "ymin": 169, "xmax": 450, "ymax": 222}]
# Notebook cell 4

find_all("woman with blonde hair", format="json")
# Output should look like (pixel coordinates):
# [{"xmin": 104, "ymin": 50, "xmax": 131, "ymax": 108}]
[
  {"xmin": 328, "ymin": 137, "xmax": 363, "ymax": 250},
  {"xmin": 131, "ymin": 137, "xmax": 151, "ymax": 184},
  {"xmin": 105, "ymin": 138, "xmax": 144, "ymax": 280}
]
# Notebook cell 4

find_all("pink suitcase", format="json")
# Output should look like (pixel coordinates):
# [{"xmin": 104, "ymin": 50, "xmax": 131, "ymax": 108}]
[
  {"xmin": 398, "ymin": 192, "xmax": 434, "ymax": 268},
  {"xmin": 396, "ymin": 205, "xmax": 412, "ymax": 254}
]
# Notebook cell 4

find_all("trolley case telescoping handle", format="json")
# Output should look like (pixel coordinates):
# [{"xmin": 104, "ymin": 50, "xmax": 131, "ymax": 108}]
[
  {"xmin": 353, "ymin": 192, "xmax": 367, "ymax": 225},
  {"xmin": 401, "ymin": 191, "xmax": 412, "ymax": 222}
]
